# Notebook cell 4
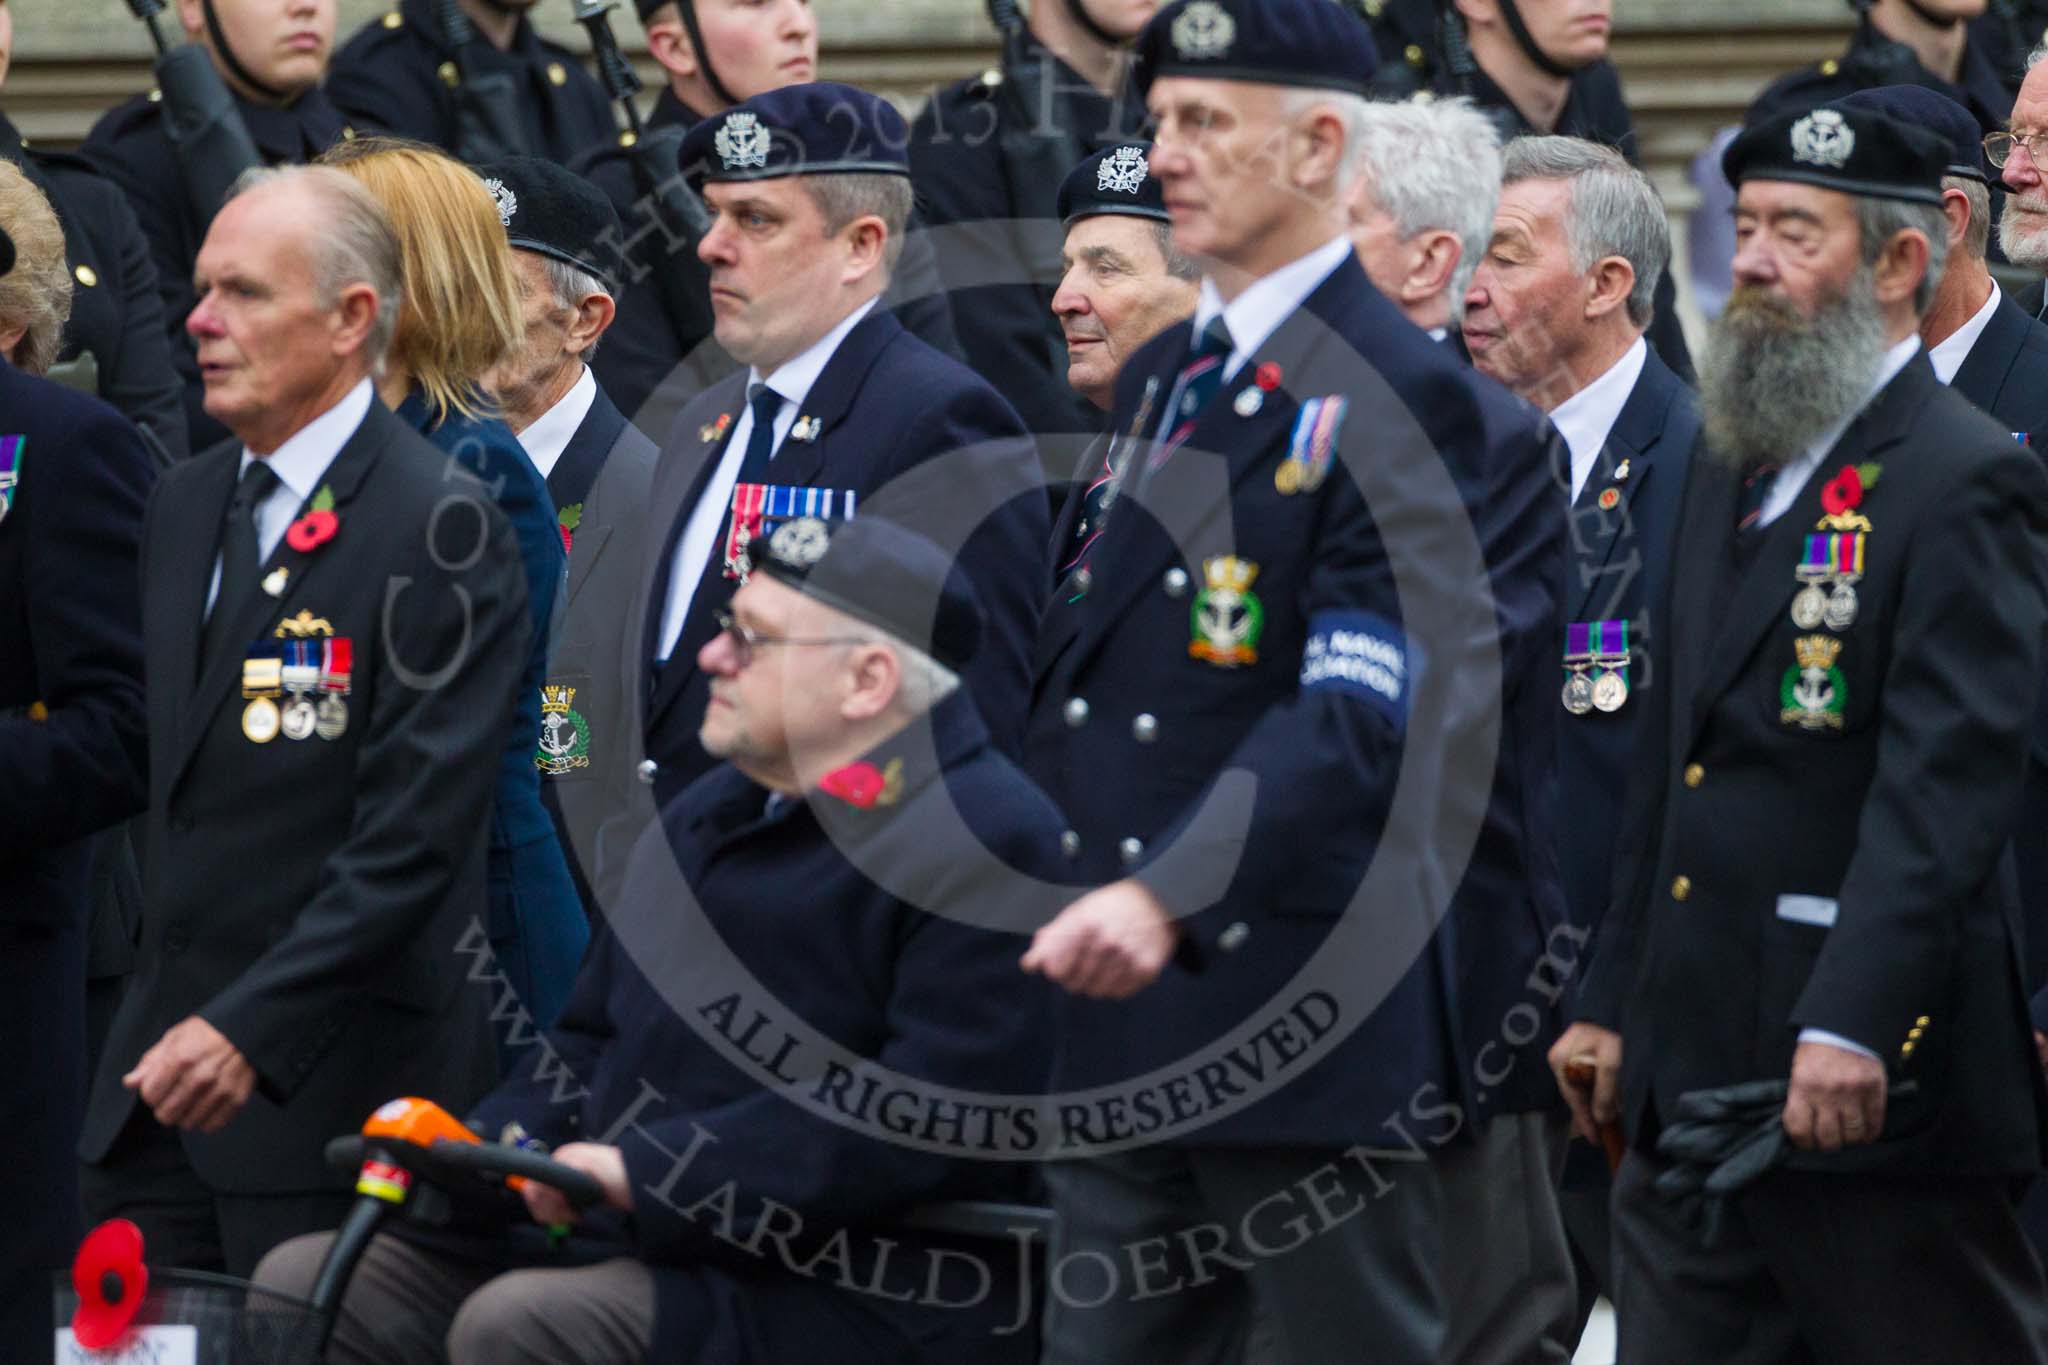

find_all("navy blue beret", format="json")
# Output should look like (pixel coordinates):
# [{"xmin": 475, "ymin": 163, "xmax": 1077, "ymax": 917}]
[
  {"xmin": 475, "ymin": 155, "xmax": 625, "ymax": 294},
  {"xmin": 1058, "ymin": 142, "xmax": 1170, "ymax": 226},
  {"xmin": 1723, "ymin": 104, "xmax": 1947, "ymax": 207},
  {"xmin": 1134, "ymin": 0, "xmax": 1378, "ymax": 100},
  {"xmin": 1832, "ymin": 86, "xmax": 1988, "ymax": 185},
  {"xmin": 679, "ymin": 82, "xmax": 911, "ymax": 186},
  {"xmin": 749, "ymin": 517, "xmax": 984, "ymax": 672}
]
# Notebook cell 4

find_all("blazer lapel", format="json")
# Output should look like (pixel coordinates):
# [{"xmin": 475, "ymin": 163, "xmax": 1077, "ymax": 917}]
[
  {"xmin": 547, "ymin": 381, "xmax": 628, "ymax": 512},
  {"xmin": 642, "ymin": 383, "xmax": 746, "ymax": 726},
  {"xmin": 164, "ymin": 449, "xmax": 240, "ymax": 702},
  {"xmin": 1565, "ymin": 351, "xmax": 1679, "ymax": 622},
  {"xmin": 1686, "ymin": 358, "xmax": 1931, "ymax": 736},
  {"xmin": 1948, "ymin": 293, "xmax": 2026, "ymax": 419},
  {"xmin": 171, "ymin": 405, "xmax": 390, "ymax": 790},
  {"xmin": 765, "ymin": 308, "xmax": 902, "ymax": 493}
]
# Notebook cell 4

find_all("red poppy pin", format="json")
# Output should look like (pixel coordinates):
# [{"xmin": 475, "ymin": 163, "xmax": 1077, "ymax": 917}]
[
  {"xmin": 1818, "ymin": 462, "xmax": 1882, "ymax": 526},
  {"xmin": 818, "ymin": 757, "xmax": 904, "ymax": 810},
  {"xmin": 1255, "ymin": 362, "xmax": 1283, "ymax": 393},
  {"xmin": 71, "ymin": 1219, "xmax": 148, "ymax": 1349},
  {"xmin": 286, "ymin": 484, "xmax": 338, "ymax": 553},
  {"xmin": 558, "ymin": 502, "xmax": 583, "ymax": 555}
]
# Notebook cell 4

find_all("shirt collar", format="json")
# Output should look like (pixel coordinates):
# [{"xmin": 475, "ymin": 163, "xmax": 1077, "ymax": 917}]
[
  {"xmin": 515, "ymin": 365, "xmax": 598, "ymax": 480},
  {"xmin": 1928, "ymin": 281, "xmax": 2001, "ymax": 387},
  {"xmin": 1550, "ymin": 336, "xmax": 1648, "ymax": 501},
  {"xmin": 1192, "ymin": 236, "xmax": 1355, "ymax": 378},
  {"xmin": 239, "ymin": 378, "xmax": 374, "ymax": 502},
  {"xmin": 750, "ymin": 296, "xmax": 880, "ymax": 409}
]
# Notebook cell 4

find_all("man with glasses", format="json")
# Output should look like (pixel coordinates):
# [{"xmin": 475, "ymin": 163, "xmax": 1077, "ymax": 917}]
[
  {"xmin": 2001, "ymin": 49, "xmax": 2048, "ymax": 321},
  {"xmin": 254, "ymin": 516, "xmax": 1063, "ymax": 1365}
]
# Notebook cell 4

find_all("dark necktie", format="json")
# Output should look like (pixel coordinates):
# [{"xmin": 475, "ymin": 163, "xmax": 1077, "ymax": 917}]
[
  {"xmin": 1734, "ymin": 462, "xmax": 1781, "ymax": 538},
  {"xmin": 202, "ymin": 459, "xmax": 281, "ymax": 659},
  {"xmin": 737, "ymin": 382, "xmax": 785, "ymax": 488},
  {"xmin": 1160, "ymin": 316, "xmax": 1236, "ymax": 456}
]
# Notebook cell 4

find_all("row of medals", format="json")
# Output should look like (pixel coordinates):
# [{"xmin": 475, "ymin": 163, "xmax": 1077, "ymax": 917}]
[
  {"xmin": 1791, "ymin": 574, "xmax": 1858, "ymax": 632},
  {"xmin": 245, "ymin": 689, "xmax": 348, "ymax": 744},
  {"xmin": 1563, "ymin": 659, "xmax": 1628, "ymax": 716}
]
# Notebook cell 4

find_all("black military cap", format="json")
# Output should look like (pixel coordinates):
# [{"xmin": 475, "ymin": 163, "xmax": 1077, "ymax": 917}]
[
  {"xmin": 1722, "ymin": 104, "xmax": 1947, "ymax": 207},
  {"xmin": 1134, "ymin": 0, "xmax": 1379, "ymax": 100},
  {"xmin": 678, "ymin": 82, "xmax": 911, "ymax": 186},
  {"xmin": 474, "ymin": 156, "xmax": 626, "ymax": 296},
  {"xmin": 1058, "ymin": 143, "xmax": 1170, "ymax": 227},
  {"xmin": 1832, "ymin": 86, "xmax": 1988, "ymax": 185},
  {"xmin": 747, "ymin": 517, "xmax": 984, "ymax": 672}
]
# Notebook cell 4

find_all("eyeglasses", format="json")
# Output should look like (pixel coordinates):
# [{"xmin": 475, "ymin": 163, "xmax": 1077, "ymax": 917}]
[
  {"xmin": 712, "ymin": 608, "xmax": 867, "ymax": 669},
  {"xmin": 1984, "ymin": 130, "xmax": 2048, "ymax": 168}
]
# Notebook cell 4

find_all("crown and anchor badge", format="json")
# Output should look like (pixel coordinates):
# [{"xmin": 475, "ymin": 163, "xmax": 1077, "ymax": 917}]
[
  {"xmin": 715, "ymin": 112, "xmax": 772, "ymax": 171},
  {"xmin": 1189, "ymin": 556, "xmax": 1264, "ymax": 667},
  {"xmin": 536, "ymin": 684, "xmax": 592, "ymax": 776}
]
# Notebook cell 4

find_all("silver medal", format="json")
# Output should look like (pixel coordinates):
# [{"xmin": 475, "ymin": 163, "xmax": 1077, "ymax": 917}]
[
  {"xmin": 1823, "ymin": 581, "xmax": 1858, "ymax": 632},
  {"xmin": 281, "ymin": 697, "xmax": 318, "ymax": 741},
  {"xmin": 1562, "ymin": 669, "xmax": 1595, "ymax": 716},
  {"xmin": 1790, "ymin": 583, "xmax": 1827, "ymax": 631},
  {"xmin": 1234, "ymin": 387, "xmax": 1263, "ymax": 417},
  {"xmin": 1591, "ymin": 669, "xmax": 1629, "ymax": 713},
  {"xmin": 315, "ymin": 694, "xmax": 349, "ymax": 741}
]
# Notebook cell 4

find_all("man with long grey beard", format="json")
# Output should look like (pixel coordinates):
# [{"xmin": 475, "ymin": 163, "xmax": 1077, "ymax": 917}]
[{"xmin": 1551, "ymin": 101, "xmax": 2048, "ymax": 1365}]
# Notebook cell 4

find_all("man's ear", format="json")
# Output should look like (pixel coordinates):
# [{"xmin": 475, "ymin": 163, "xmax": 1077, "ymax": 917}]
[
  {"xmin": 840, "ymin": 216, "xmax": 890, "ymax": 286},
  {"xmin": 1939, "ymin": 184, "xmax": 1972, "ymax": 253},
  {"xmin": 1870, "ymin": 228, "xmax": 1932, "ymax": 311},
  {"xmin": 1406, "ymin": 229, "xmax": 1460, "ymax": 306},
  {"xmin": 330, "ymin": 283, "xmax": 381, "ymax": 359},
  {"xmin": 646, "ymin": 14, "xmax": 697, "ymax": 81},
  {"xmin": 175, "ymin": 0, "xmax": 206, "ymax": 42},
  {"xmin": 1583, "ymin": 255, "xmax": 1636, "ymax": 323},
  {"xmin": 0, "ymin": 324, "xmax": 29, "ymax": 368},
  {"xmin": 566, "ymin": 291, "xmax": 618, "ymax": 358},
  {"xmin": 840, "ymin": 643, "xmax": 901, "ymax": 722}
]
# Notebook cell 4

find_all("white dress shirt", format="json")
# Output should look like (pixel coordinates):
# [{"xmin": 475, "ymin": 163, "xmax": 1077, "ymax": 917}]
[
  {"xmin": 1189, "ymin": 235, "xmax": 1356, "ymax": 385},
  {"xmin": 1928, "ymin": 281, "xmax": 2001, "ymax": 388},
  {"xmin": 1754, "ymin": 335, "xmax": 1921, "ymax": 530},
  {"xmin": 206, "ymin": 378, "xmax": 374, "ymax": 616},
  {"xmin": 656, "ymin": 297, "xmax": 879, "ymax": 660},
  {"xmin": 1550, "ymin": 336, "xmax": 1648, "ymax": 503},
  {"xmin": 514, "ymin": 365, "xmax": 598, "ymax": 481}
]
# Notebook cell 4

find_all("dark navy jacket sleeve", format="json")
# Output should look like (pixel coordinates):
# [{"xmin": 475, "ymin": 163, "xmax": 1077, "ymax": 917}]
[{"xmin": 0, "ymin": 377, "xmax": 153, "ymax": 850}]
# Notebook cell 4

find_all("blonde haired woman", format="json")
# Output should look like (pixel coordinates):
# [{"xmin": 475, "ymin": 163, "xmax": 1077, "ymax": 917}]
[{"xmin": 321, "ymin": 137, "xmax": 587, "ymax": 1063}]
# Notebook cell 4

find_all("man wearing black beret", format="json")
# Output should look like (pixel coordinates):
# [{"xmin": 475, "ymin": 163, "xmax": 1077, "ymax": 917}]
[
  {"xmin": 1554, "ymin": 101, "xmax": 2048, "ymax": 1363},
  {"xmin": 1836, "ymin": 85, "xmax": 2048, "ymax": 440},
  {"xmin": 1018, "ymin": 1, "xmax": 1568, "ymax": 1360},
  {"xmin": 1050, "ymin": 142, "xmax": 1198, "ymax": 416},
  {"xmin": 254, "ymin": 516, "xmax": 1066, "ymax": 1364},
  {"xmin": 597, "ymin": 82, "xmax": 1048, "ymax": 907},
  {"xmin": 577, "ymin": 0, "xmax": 959, "ymax": 440},
  {"xmin": 477, "ymin": 155, "xmax": 659, "ymax": 927}
]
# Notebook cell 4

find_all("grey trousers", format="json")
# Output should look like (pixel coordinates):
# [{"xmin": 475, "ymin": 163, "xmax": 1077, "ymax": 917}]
[
  {"xmin": 1040, "ymin": 1144, "xmax": 1446, "ymax": 1365},
  {"xmin": 1437, "ymin": 1112, "xmax": 1578, "ymax": 1365},
  {"xmin": 254, "ymin": 1230, "xmax": 656, "ymax": 1365}
]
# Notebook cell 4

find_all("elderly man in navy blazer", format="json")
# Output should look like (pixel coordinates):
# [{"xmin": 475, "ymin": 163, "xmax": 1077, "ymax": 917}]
[
  {"xmin": 595, "ymin": 82, "xmax": 1049, "ymax": 904},
  {"xmin": 0, "ymin": 216, "xmax": 155, "ymax": 1355},
  {"xmin": 481, "ymin": 154, "xmax": 660, "ymax": 925},
  {"xmin": 1463, "ymin": 132, "xmax": 1698, "ymax": 1357},
  {"xmin": 1017, "ymin": 3, "xmax": 1568, "ymax": 1360}
]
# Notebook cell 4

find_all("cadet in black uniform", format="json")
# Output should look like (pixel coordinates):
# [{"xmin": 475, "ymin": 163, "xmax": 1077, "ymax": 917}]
[
  {"xmin": 82, "ymin": 0, "xmax": 352, "ymax": 452},
  {"xmin": 0, "ymin": 12, "xmax": 186, "ymax": 462},
  {"xmin": 1377, "ymin": 0, "xmax": 1695, "ymax": 381},
  {"xmin": 908, "ymin": 0, "xmax": 1152, "ymax": 442},
  {"xmin": 327, "ymin": 0, "xmax": 616, "ymax": 164}
]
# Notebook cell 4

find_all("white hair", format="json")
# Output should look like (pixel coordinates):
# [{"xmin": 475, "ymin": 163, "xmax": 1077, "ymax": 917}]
[
  {"xmin": 839, "ymin": 626, "xmax": 960, "ymax": 716},
  {"xmin": 1353, "ymin": 96, "xmax": 1504, "ymax": 322},
  {"xmin": 2030, "ymin": 42, "xmax": 2048, "ymax": 68},
  {"xmin": 229, "ymin": 164, "xmax": 402, "ymax": 372}
]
